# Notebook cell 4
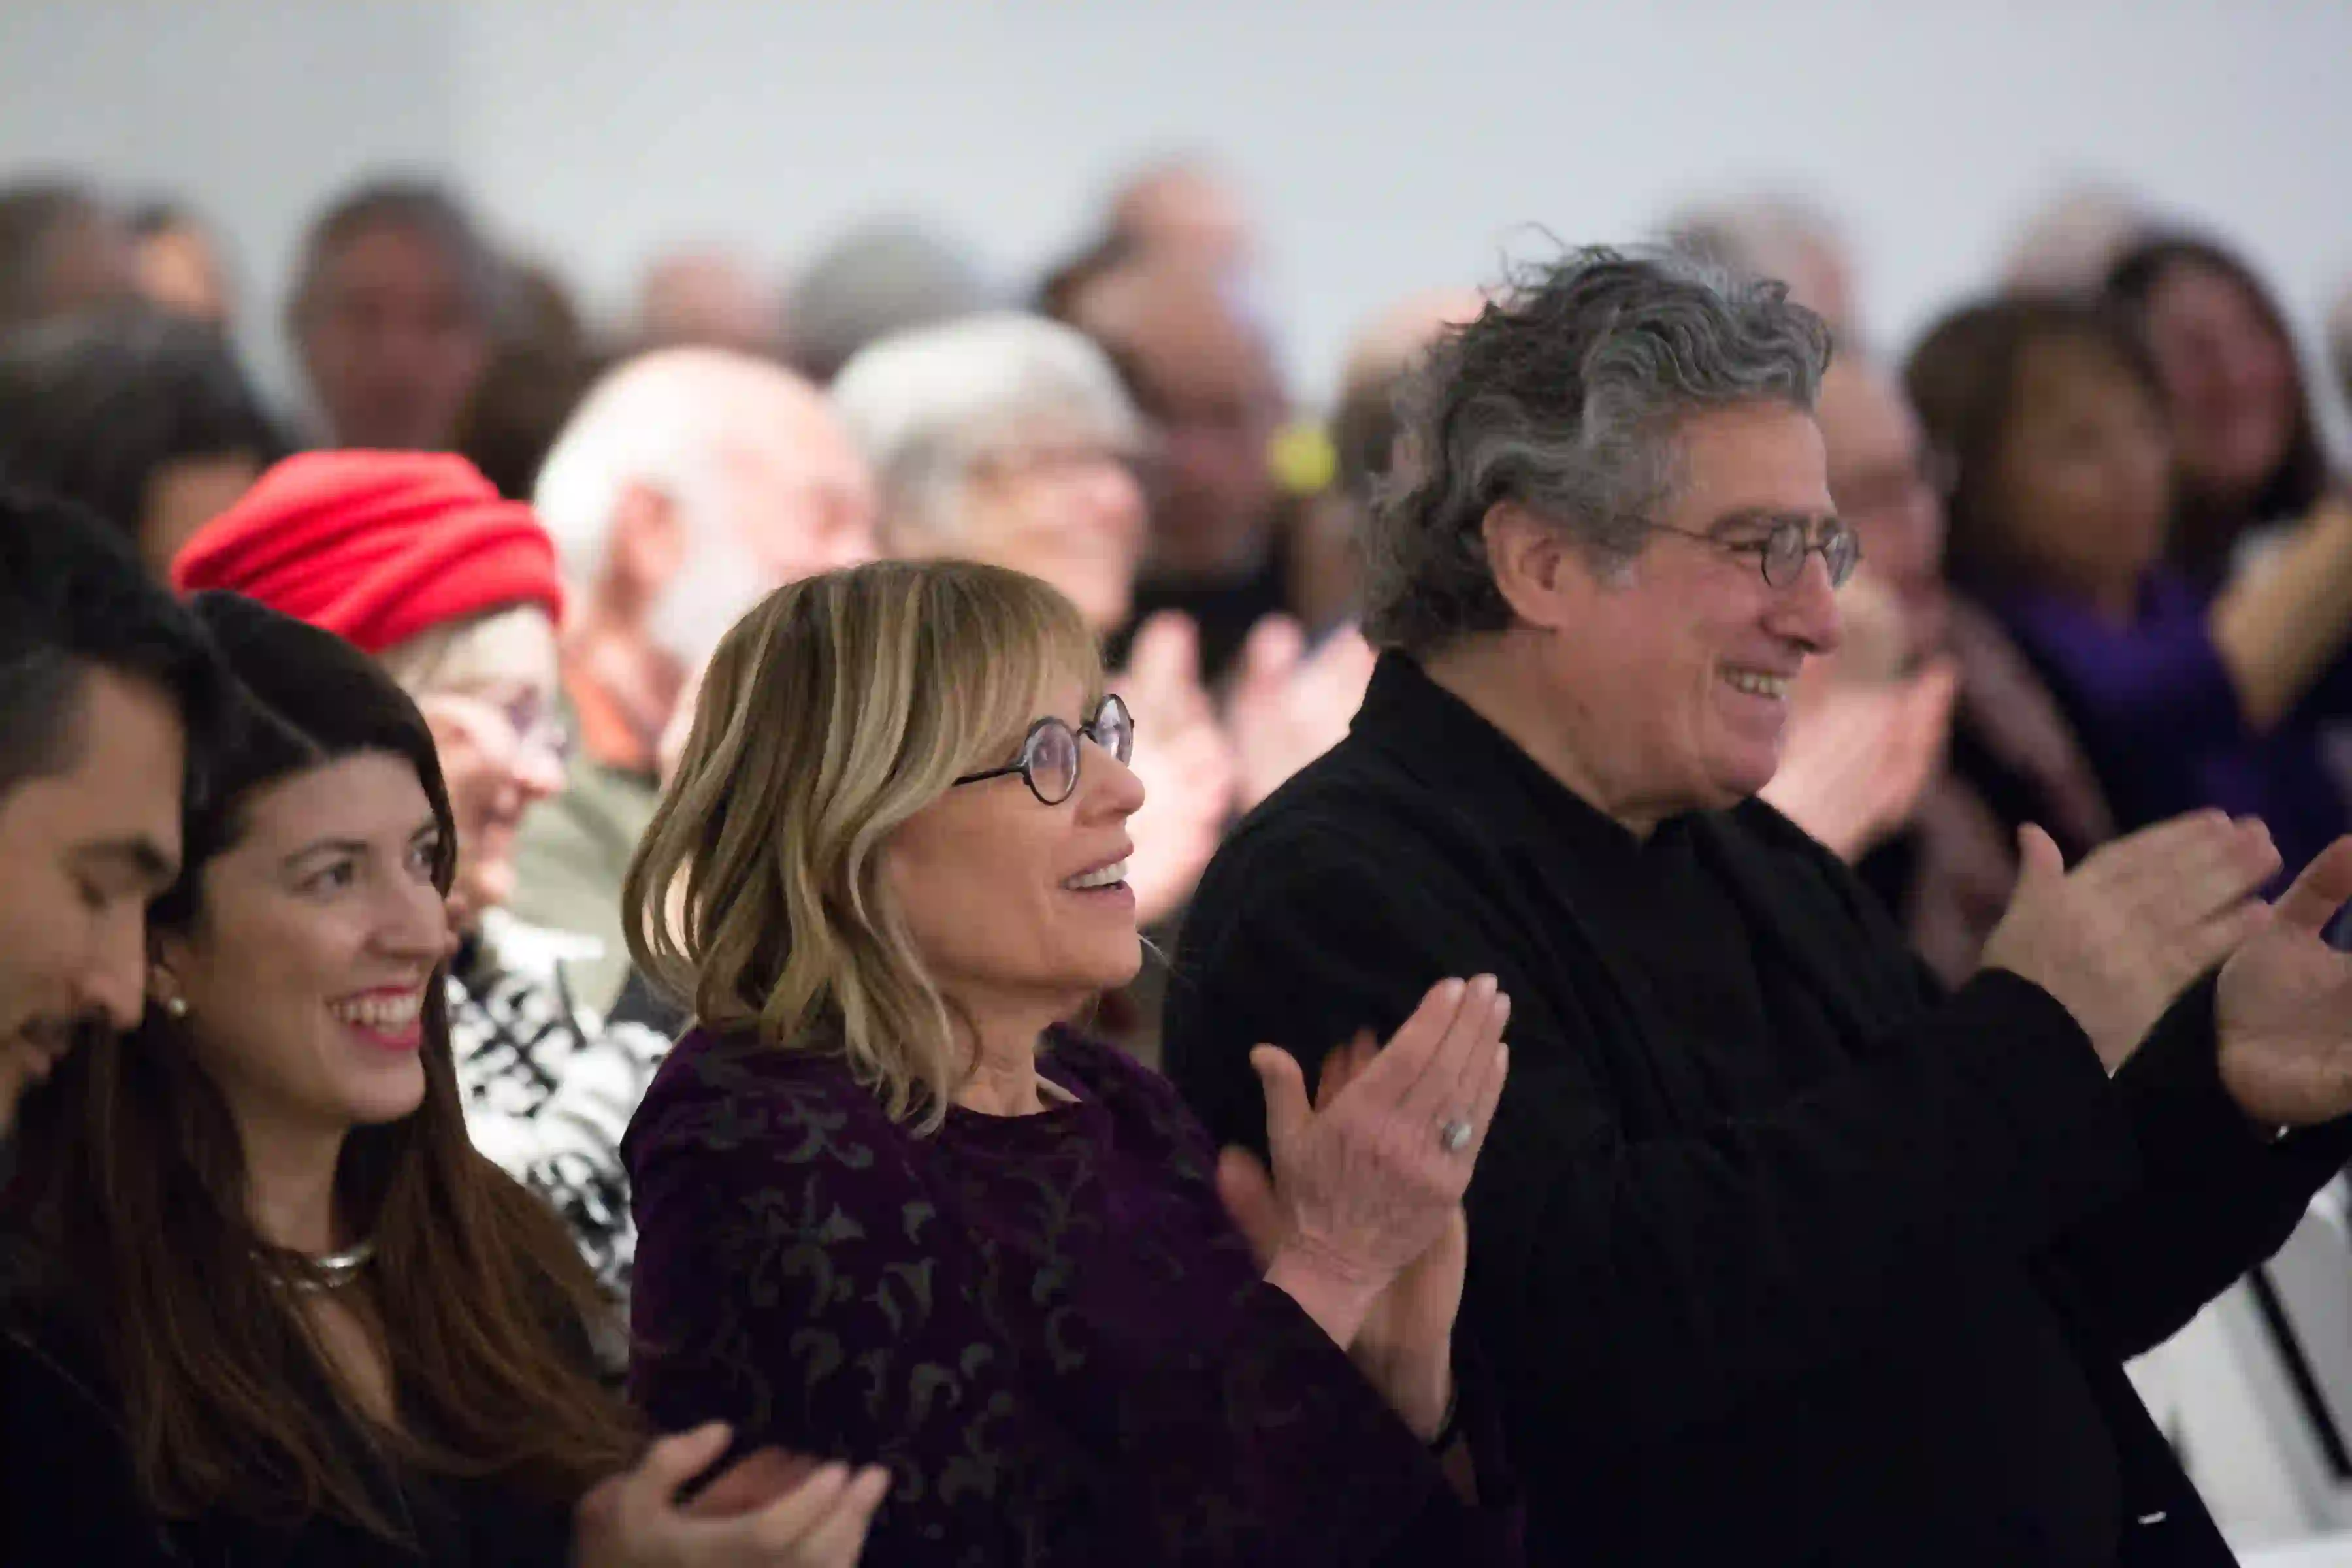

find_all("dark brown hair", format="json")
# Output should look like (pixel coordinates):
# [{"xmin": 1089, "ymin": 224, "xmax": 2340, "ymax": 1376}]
[
  {"xmin": 3, "ymin": 592, "xmax": 640, "ymax": 1539},
  {"xmin": 2105, "ymin": 233, "xmax": 2330, "ymax": 586},
  {"xmin": 1903, "ymin": 295, "xmax": 2164, "ymax": 597}
]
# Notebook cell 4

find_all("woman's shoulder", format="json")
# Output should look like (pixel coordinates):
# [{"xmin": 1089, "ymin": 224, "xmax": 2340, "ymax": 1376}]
[{"xmin": 624, "ymin": 1026, "xmax": 911, "ymax": 1179}]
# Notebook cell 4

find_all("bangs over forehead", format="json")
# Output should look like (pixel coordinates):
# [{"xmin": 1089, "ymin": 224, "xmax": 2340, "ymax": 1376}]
[{"xmin": 911, "ymin": 568, "xmax": 1105, "ymax": 776}]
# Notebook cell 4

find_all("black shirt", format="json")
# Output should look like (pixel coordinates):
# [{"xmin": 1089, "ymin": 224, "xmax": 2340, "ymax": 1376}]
[{"xmin": 1164, "ymin": 653, "xmax": 2352, "ymax": 1567}]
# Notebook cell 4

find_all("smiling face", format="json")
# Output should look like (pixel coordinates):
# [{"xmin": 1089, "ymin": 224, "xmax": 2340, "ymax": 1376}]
[
  {"xmin": 2141, "ymin": 259, "xmax": 2301, "ymax": 510},
  {"xmin": 881, "ymin": 679, "xmax": 1145, "ymax": 1029},
  {"xmin": 154, "ymin": 751, "xmax": 452, "ymax": 1142},
  {"xmin": 1535, "ymin": 402, "xmax": 1846, "ymax": 826}
]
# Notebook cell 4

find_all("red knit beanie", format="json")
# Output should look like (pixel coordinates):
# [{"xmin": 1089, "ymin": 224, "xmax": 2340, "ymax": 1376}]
[{"xmin": 172, "ymin": 451, "xmax": 564, "ymax": 655}]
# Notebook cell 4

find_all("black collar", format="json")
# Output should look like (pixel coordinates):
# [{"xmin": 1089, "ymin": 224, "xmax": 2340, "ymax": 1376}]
[
  {"xmin": 1350, "ymin": 651, "xmax": 1686, "ymax": 856},
  {"xmin": 1348, "ymin": 651, "xmax": 1925, "ymax": 1041}
]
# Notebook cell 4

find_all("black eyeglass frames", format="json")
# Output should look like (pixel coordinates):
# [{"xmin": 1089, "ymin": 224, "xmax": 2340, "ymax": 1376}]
[{"xmin": 951, "ymin": 694, "xmax": 1134, "ymax": 806}]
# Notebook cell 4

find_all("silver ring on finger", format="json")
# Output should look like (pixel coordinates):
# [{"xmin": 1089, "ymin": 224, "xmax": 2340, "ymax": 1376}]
[{"xmin": 1437, "ymin": 1116, "xmax": 1474, "ymax": 1155}]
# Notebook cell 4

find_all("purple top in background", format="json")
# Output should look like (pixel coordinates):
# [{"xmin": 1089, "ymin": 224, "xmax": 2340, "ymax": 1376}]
[
  {"xmin": 1994, "ymin": 571, "xmax": 2352, "ymax": 894},
  {"xmin": 623, "ymin": 1026, "xmax": 1518, "ymax": 1567}
]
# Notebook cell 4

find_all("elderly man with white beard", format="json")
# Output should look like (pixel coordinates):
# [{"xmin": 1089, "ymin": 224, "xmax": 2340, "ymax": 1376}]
[{"xmin": 515, "ymin": 350, "xmax": 878, "ymax": 1010}]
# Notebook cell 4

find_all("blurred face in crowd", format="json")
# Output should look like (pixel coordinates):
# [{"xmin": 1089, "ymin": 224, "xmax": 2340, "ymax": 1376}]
[
  {"xmin": 1518, "ymin": 403, "xmax": 1845, "ymax": 828},
  {"xmin": 155, "ymin": 752, "xmax": 449, "ymax": 1141},
  {"xmin": 1077, "ymin": 265, "xmax": 1284, "ymax": 580},
  {"xmin": 1986, "ymin": 338, "xmax": 2173, "ymax": 606},
  {"xmin": 0, "ymin": 670, "xmax": 184, "ymax": 1131},
  {"xmin": 392, "ymin": 607, "xmax": 568, "ymax": 933},
  {"xmin": 883, "ymin": 676, "xmax": 1145, "ymax": 1028},
  {"xmin": 142, "ymin": 452, "xmax": 264, "ymax": 581},
  {"xmin": 297, "ymin": 220, "xmax": 490, "ymax": 451},
  {"xmin": 1817, "ymin": 360, "xmax": 1950, "ymax": 659},
  {"xmin": 952, "ymin": 420, "xmax": 1148, "ymax": 636},
  {"xmin": 31, "ymin": 208, "xmax": 138, "ymax": 323},
  {"xmin": 646, "ymin": 392, "xmax": 879, "ymax": 668},
  {"xmin": 2140, "ymin": 259, "xmax": 2301, "ymax": 510},
  {"xmin": 135, "ymin": 220, "xmax": 234, "ymax": 326}
]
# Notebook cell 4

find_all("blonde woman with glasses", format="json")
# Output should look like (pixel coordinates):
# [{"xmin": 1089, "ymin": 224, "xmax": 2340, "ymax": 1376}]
[{"xmin": 621, "ymin": 560, "xmax": 1520, "ymax": 1564}]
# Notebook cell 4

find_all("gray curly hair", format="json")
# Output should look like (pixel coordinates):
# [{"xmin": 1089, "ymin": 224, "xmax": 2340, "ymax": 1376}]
[{"xmin": 1363, "ymin": 245, "xmax": 1832, "ymax": 655}]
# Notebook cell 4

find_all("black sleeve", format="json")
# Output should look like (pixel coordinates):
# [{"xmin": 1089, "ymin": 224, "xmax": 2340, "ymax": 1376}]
[
  {"xmin": 0, "ymin": 1332, "xmax": 176, "ymax": 1566},
  {"xmin": 1165, "ymin": 829, "xmax": 2144, "ymax": 1446},
  {"xmin": 2033, "ymin": 973, "xmax": 2352, "ymax": 1358}
]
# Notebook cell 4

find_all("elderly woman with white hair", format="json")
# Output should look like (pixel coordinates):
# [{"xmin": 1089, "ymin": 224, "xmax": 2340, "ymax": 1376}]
[{"xmin": 832, "ymin": 313, "xmax": 1235, "ymax": 928}]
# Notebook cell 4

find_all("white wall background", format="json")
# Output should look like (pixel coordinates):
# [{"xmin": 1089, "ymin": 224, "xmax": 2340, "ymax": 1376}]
[{"xmin": 3, "ymin": 1, "xmax": 2349, "ymax": 412}]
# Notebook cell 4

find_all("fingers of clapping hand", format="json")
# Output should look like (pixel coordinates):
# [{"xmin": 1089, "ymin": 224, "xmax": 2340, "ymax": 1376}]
[
  {"xmin": 2012, "ymin": 823, "xmax": 2067, "ymax": 892},
  {"xmin": 1248, "ymin": 1045, "xmax": 1316, "ymax": 1158},
  {"xmin": 2274, "ymin": 836, "xmax": 2352, "ymax": 937},
  {"xmin": 725, "ymin": 1462, "xmax": 891, "ymax": 1566},
  {"xmin": 1316, "ymin": 1030, "xmax": 1380, "ymax": 1113},
  {"xmin": 1215, "ymin": 1147, "xmax": 1287, "ymax": 1266},
  {"xmin": 1123, "ymin": 612, "xmax": 1203, "ymax": 702},
  {"xmin": 2089, "ymin": 811, "xmax": 2278, "ymax": 911},
  {"xmin": 1396, "ymin": 975, "xmax": 1507, "ymax": 1128},
  {"xmin": 627, "ymin": 1422, "xmax": 740, "ymax": 1518},
  {"xmin": 684, "ymin": 1447, "xmax": 823, "ymax": 1519}
]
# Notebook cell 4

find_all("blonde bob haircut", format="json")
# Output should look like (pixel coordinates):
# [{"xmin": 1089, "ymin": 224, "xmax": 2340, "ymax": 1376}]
[{"xmin": 624, "ymin": 559, "xmax": 1103, "ymax": 1130}]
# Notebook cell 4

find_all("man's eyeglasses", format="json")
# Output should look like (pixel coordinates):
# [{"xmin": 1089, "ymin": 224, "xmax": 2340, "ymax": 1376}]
[
  {"xmin": 1633, "ymin": 515, "xmax": 1863, "ymax": 591},
  {"xmin": 953, "ymin": 694, "xmax": 1133, "ymax": 806}
]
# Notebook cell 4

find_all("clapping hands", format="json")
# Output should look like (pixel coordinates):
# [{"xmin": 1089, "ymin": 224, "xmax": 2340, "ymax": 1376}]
[{"xmin": 573, "ymin": 1422, "xmax": 889, "ymax": 1568}]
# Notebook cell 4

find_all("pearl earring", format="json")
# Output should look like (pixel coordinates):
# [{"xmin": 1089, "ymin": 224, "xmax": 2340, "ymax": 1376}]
[{"xmin": 161, "ymin": 996, "xmax": 189, "ymax": 1021}]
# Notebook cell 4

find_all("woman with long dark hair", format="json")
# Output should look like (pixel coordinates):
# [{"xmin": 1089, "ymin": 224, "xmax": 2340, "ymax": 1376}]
[
  {"xmin": 0, "ymin": 593, "xmax": 883, "ymax": 1563},
  {"xmin": 2104, "ymin": 233, "xmax": 2335, "ymax": 588}
]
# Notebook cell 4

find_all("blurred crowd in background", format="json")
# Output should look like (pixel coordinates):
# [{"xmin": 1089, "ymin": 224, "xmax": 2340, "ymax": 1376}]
[{"xmin": 8, "ymin": 144, "xmax": 2352, "ymax": 1547}]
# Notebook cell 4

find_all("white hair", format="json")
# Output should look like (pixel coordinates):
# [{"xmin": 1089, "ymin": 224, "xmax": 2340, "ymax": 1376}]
[
  {"xmin": 830, "ymin": 312, "xmax": 1140, "ymax": 543},
  {"xmin": 531, "ymin": 348, "xmax": 787, "ymax": 588}
]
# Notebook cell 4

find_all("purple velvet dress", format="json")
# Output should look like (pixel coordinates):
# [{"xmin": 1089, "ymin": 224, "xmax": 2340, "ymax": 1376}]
[{"xmin": 623, "ymin": 1026, "xmax": 1518, "ymax": 1567}]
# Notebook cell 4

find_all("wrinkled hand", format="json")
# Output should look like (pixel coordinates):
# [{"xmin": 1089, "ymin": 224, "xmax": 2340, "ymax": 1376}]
[
  {"xmin": 1226, "ymin": 616, "xmax": 1379, "ymax": 812},
  {"xmin": 1235, "ymin": 977, "xmax": 1508, "ymax": 1355},
  {"xmin": 1220, "ymin": 1029, "xmax": 1465, "ymax": 1439},
  {"xmin": 1115, "ymin": 613, "xmax": 1237, "ymax": 924},
  {"xmin": 1981, "ymin": 811, "xmax": 2280, "ymax": 1072},
  {"xmin": 2218, "ymin": 838, "xmax": 2352, "ymax": 1126},
  {"xmin": 1762, "ymin": 659, "xmax": 1958, "ymax": 860},
  {"xmin": 573, "ymin": 1422, "xmax": 889, "ymax": 1568}
]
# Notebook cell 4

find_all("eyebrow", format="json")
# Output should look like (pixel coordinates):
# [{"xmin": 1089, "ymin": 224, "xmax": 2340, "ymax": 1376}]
[
  {"xmin": 73, "ymin": 838, "xmax": 178, "ymax": 892},
  {"xmin": 280, "ymin": 822, "xmax": 441, "ymax": 875},
  {"xmin": 1705, "ymin": 508, "xmax": 1840, "ymax": 540}
]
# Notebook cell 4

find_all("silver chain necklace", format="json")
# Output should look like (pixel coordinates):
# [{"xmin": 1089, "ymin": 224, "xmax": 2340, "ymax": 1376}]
[{"xmin": 261, "ymin": 1237, "xmax": 378, "ymax": 1294}]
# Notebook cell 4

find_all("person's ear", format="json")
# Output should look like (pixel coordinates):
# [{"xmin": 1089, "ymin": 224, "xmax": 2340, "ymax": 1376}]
[
  {"xmin": 607, "ymin": 482, "xmax": 686, "ymax": 612},
  {"xmin": 1482, "ymin": 501, "xmax": 1592, "ymax": 632}
]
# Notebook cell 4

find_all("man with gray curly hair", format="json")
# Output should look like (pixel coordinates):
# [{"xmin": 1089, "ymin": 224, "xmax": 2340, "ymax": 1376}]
[{"xmin": 1167, "ymin": 246, "xmax": 2352, "ymax": 1564}]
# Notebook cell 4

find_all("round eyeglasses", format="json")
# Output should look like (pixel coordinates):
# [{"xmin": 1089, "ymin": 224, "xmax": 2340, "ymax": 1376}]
[
  {"xmin": 1634, "ymin": 516, "xmax": 1863, "ymax": 590},
  {"xmin": 952, "ymin": 694, "xmax": 1134, "ymax": 806}
]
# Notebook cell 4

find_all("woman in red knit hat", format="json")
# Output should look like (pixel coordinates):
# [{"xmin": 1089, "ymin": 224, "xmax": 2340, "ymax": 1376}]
[{"xmin": 176, "ymin": 451, "xmax": 671, "ymax": 1308}]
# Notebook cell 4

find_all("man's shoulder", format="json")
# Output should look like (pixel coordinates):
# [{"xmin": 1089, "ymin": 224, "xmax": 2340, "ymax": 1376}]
[{"xmin": 1205, "ymin": 731, "xmax": 1482, "ymax": 895}]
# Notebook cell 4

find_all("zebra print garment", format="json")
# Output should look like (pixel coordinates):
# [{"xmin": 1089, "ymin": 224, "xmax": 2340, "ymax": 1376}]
[{"xmin": 446, "ymin": 911, "xmax": 674, "ymax": 1305}]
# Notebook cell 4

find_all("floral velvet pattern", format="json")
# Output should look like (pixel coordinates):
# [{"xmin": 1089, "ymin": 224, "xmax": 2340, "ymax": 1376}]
[{"xmin": 624, "ymin": 1027, "xmax": 1509, "ymax": 1567}]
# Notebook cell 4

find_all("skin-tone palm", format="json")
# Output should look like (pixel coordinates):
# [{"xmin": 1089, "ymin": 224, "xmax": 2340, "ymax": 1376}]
[
  {"xmin": 1113, "ymin": 612, "xmax": 1236, "ymax": 923},
  {"xmin": 1218, "ymin": 977, "xmax": 1509, "ymax": 1439},
  {"xmin": 1218, "ymin": 1027, "xmax": 1469, "ymax": 1441},
  {"xmin": 1980, "ymin": 811, "xmax": 2281, "ymax": 1072},
  {"xmin": 1226, "ymin": 616, "xmax": 1380, "ymax": 813},
  {"xmin": 1762, "ymin": 659, "xmax": 1959, "ymax": 862},
  {"xmin": 572, "ymin": 1421, "xmax": 890, "ymax": 1567},
  {"xmin": 2216, "ymin": 838, "xmax": 2352, "ymax": 1126}
]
